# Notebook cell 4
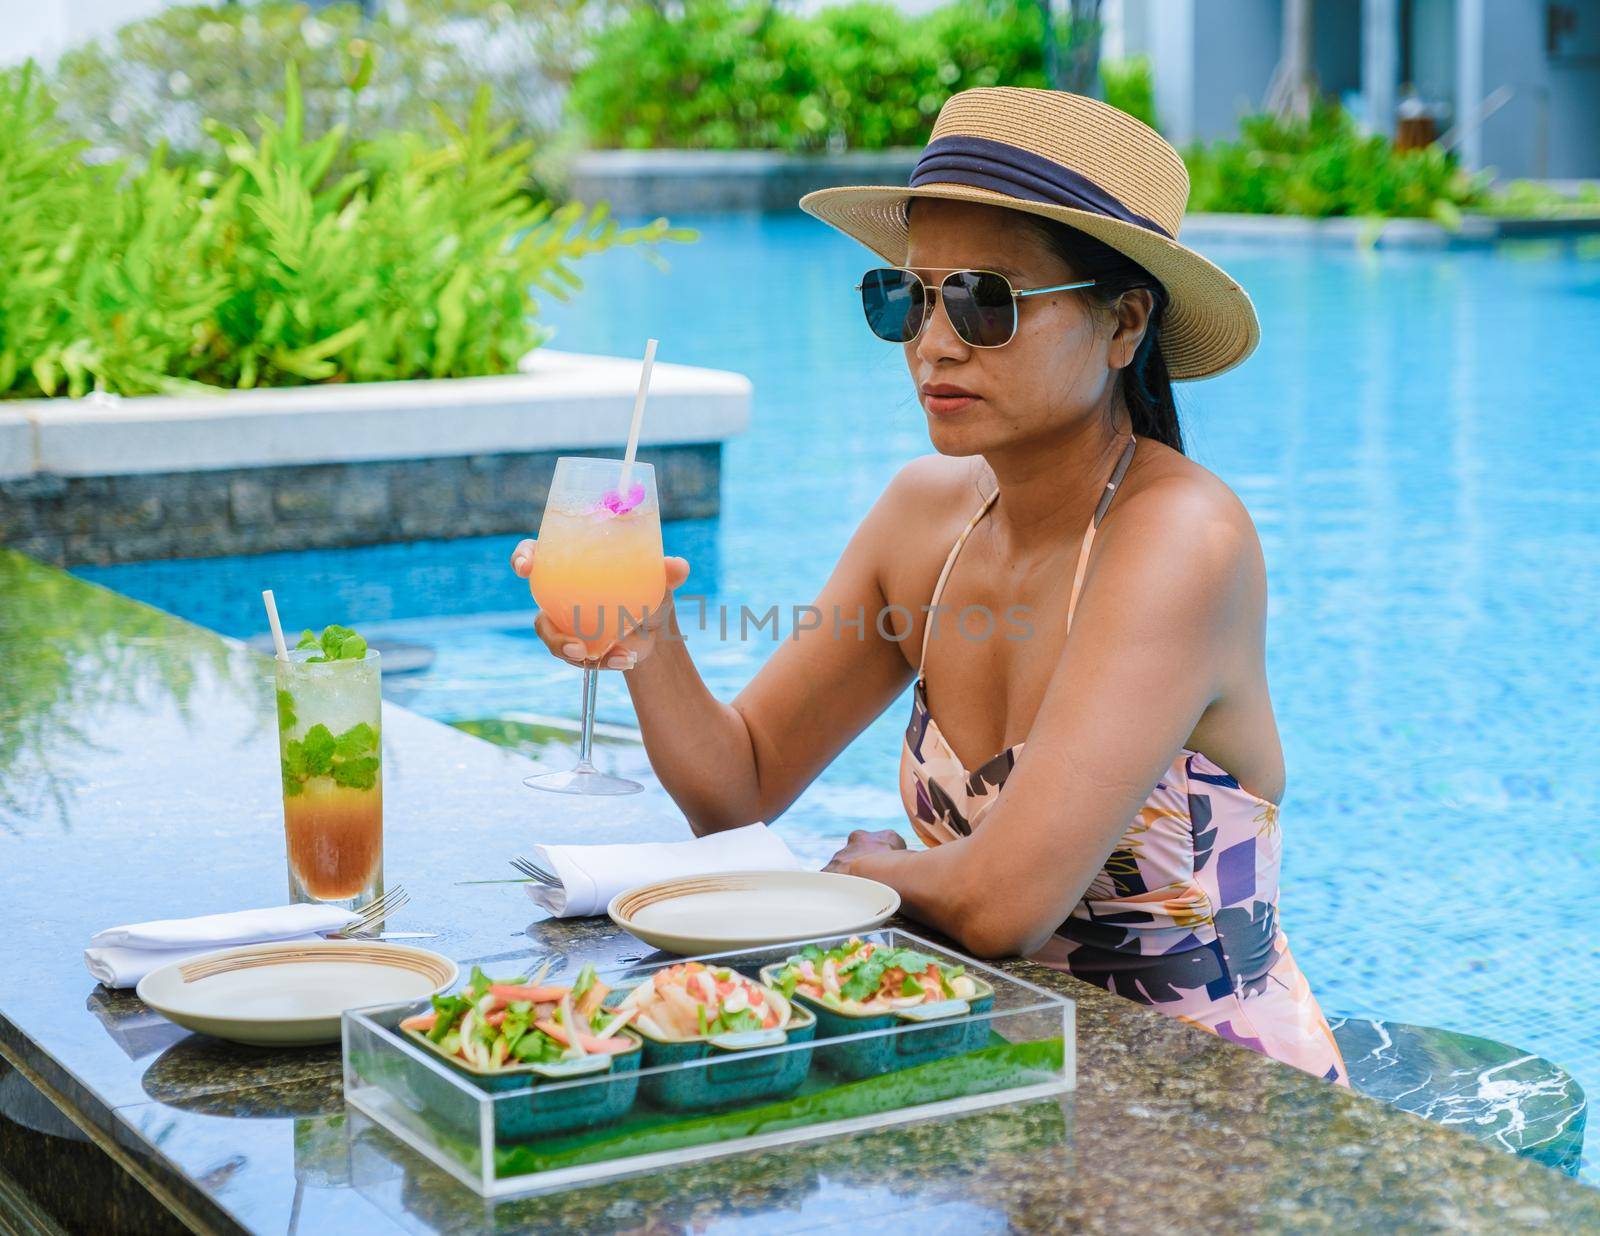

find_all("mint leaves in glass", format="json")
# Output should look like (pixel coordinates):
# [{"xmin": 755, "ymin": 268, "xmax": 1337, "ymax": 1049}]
[
  {"xmin": 295, "ymin": 624, "xmax": 367, "ymax": 663},
  {"xmin": 275, "ymin": 626, "xmax": 383, "ymax": 909}
]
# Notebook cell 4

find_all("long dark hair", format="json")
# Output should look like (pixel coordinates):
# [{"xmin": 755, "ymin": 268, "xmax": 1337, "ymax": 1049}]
[{"xmin": 1019, "ymin": 215, "xmax": 1183, "ymax": 454}]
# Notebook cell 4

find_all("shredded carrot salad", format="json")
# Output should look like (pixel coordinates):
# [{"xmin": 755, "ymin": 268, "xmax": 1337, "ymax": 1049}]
[
  {"xmin": 617, "ymin": 962, "xmax": 790, "ymax": 1039},
  {"xmin": 400, "ymin": 963, "xmax": 633, "ymax": 1071}
]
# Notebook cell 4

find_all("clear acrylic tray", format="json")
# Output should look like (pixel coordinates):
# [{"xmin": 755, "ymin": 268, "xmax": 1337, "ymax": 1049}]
[{"xmin": 342, "ymin": 929, "xmax": 1075, "ymax": 1197}]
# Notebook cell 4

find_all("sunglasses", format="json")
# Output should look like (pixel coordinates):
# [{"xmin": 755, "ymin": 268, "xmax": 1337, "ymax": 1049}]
[{"xmin": 857, "ymin": 267, "xmax": 1098, "ymax": 349}]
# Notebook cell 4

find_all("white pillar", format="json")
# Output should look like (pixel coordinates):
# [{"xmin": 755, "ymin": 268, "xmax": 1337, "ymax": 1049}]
[
  {"xmin": 1362, "ymin": 0, "xmax": 1400, "ymax": 136},
  {"xmin": 1150, "ymin": 0, "xmax": 1197, "ymax": 145},
  {"xmin": 1102, "ymin": 0, "xmax": 1126, "ymax": 61},
  {"xmin": 1456, "ymin": 0, "xmax": 1485, "ymax": 170}
]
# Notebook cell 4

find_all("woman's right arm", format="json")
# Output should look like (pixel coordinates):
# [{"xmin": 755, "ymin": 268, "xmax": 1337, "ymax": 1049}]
[
  {"xmin": 513, "ymin": 463, "xmax": 937, "ymax": 834},
  {"xmin": 627, "ymin": 481, "xmax": 921, "ymax": 831}
]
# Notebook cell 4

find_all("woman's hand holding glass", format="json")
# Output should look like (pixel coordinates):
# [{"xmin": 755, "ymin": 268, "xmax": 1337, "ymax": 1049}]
[
  {"xmin": 511, "ymin": 540, "xmax": 691, "ymax": 671},
  {"xmin": 517, "ymin": 456, "xmax": 680, "ymax": 795}
]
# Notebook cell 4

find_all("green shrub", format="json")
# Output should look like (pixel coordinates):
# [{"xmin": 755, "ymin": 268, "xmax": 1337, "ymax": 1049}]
[
  {"xmin": 1185, "ymin": 102, "xmax": 1488, "ymax": 221},
  {"xmin": 912, "ymin": 0, "xmax": 1052, "ymax": 95},
  {"xmin": 0, "ymin": 63, "xmax": 686, "ymax": 400},
  {"xmin": 807, "ymin": 1, "xmax": 1055, "ymax": 150},
  {"xmin": 567, "ymin": 1, "xmax": 820, "ymax": 152},
  {"xmin": 1483, "ymin": 178, "xmax": 1600, "ymax": 218},
  {"xmin": 569, "ymin": 0, "xmax": 1103, "ymax": 153}
]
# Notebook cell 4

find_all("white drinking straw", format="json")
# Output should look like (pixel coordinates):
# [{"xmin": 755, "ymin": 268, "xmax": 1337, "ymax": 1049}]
[
  {"xmin": 261, "ymin": 589, "xmax": 289, "ymax": 662},
  {"xmin": 616, "ymin": 338, "xmax": 658, "ymax": 497}
]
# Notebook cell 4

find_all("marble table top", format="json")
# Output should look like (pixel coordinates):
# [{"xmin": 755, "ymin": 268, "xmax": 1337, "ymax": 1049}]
[{"xmin": 3, "ymin": 548, "xmax": 1599, "ymax": 1234}]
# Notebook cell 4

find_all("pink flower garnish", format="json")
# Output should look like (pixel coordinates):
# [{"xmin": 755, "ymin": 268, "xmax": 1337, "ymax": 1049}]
[{"xmin": 598, "ymin": 482, "xmax": 646, "ymax": 515}]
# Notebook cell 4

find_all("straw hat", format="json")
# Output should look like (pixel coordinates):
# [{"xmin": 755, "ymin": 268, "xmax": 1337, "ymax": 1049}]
[{"xmin": 800, "ymin": 87, "xmax": 1258, "ymax": 381}]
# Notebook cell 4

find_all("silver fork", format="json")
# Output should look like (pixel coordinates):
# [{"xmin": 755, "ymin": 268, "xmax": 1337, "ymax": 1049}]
[
  {"xmin": 510, "ymin": 856, "xmax": 559, "ymax": 886},
  {"xmin": 330, "ymin": 886, "xmax": 410, "ymax": 938}
]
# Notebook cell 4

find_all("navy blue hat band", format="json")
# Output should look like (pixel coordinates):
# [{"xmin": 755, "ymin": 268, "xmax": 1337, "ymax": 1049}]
[{"xmin": 908, "ymin": 135, "xmax": 1173, "ymax": 240}]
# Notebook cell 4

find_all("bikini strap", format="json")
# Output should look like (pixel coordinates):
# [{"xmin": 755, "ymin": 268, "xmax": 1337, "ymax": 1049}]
[
  {"xmin": 918, "ymin": 487, "xmax": 999, "ymax": 673},
  {"xmin": 1066, "ymin": 435, "xmax": 1137, "ymax": 633}
]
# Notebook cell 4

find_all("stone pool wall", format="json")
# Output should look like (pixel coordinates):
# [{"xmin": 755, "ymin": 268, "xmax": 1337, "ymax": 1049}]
[
  {"xmin": 0, "ymin": 444, "xmax": 720, "ymax": 567},
  {"xmin": 0, "ymin": 350, "xmax": 748, "ymax": 566}
]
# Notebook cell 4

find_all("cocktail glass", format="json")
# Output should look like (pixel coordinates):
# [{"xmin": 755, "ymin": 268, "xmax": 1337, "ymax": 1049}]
[
  {"xmin": 275, "ymin": 649, "xmax": 384, "ymax": 908},
  {"xmin": 525, "ymin": 456, "xmax": 666, "ymax": 795}
]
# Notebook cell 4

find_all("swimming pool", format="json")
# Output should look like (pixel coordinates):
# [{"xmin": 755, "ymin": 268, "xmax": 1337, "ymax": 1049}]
[{"xmin": 78, "ymin": 215, "xmax": 1600, "ymax": 1179}]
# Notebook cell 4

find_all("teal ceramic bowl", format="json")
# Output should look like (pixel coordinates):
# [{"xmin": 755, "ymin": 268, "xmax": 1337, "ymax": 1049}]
[
  {"xmin": 402, "ymin": 1027, "xmax": 643, "ymax": 1142},
  {"xmin": 632, "ymin": 1001, "xmax": 817, "ymax": 1112},
  {"xmin": 757, "ymin": 963, "xmax": 995, "ymax": 1081}
]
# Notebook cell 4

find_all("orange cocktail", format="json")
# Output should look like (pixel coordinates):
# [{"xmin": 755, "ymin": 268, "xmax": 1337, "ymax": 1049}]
[
  {"xmin": 524, "ymin": 457, "xmax": 665, "ymax": 796},
  {"xmin": 529, "ymin": 501, "xmax": 666, "ymax": 658}
]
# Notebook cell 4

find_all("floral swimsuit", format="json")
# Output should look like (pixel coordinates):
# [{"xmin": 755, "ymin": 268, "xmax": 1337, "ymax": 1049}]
[{"xmin": 899, "ymin": 437, "xmax": 1347, "ymax": 1084}]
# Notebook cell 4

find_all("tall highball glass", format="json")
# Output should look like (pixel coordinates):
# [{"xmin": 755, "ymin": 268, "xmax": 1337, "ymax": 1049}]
[{"xmin": 275, "ymin": 649, "xmax": 383, "ymax": 909}]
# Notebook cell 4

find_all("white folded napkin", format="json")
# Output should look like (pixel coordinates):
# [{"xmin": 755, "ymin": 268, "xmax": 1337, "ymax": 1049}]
[
  {"xmin": 526, "ymin": 822, "xmax": 800, "ymax": 918},
  {"xmin": 85, "ymin": 903, "xmax": 359, "ymax": 989}
]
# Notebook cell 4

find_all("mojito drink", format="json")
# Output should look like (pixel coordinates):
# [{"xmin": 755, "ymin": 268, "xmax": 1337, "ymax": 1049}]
[{"xmin": 275, "ymin": 627, "xmax": 383, "ymax": 908}]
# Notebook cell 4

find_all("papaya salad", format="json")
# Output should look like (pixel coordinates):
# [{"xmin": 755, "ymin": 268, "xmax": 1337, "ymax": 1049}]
[
  {"xmin": 771, "ymin": 938, "xmax": 978, "ymax": 1014},
  {"xmin": 615, "ymin": 962, "xmax": 791, "ymax": 1040},
  {"xmin": 400, "ymin": 963, "xmax": 635, "ymax": 1071}
]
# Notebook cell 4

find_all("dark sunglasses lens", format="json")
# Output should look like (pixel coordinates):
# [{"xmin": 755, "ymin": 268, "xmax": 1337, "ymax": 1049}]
[
  {"xmin": 943, "ymin": 271, "xmax": 1017, "ymax": 347},
  {"xmin": 860, "ymin": 268, "xmax": 926, "ymax": 343}
]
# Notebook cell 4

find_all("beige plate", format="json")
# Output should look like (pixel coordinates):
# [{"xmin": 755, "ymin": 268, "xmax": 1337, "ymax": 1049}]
[
  {"xmin": 609, "ymin": 870, "xmax": 901, "ymax": 956},
  {"xmin": 136, "ymin": 940, "xmax": 458, "ymax": 1047}
]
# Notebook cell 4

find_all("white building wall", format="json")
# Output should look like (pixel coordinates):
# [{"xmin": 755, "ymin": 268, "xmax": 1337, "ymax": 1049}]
[
  {"xmin": 1410, "ymin": 0, "xmax": 1458, "ymax": 120},
  {"xmin": 1148, "ymin": 0, "xmax": 1198, "ymax": 141},
  {"xmin": 1126, "ymin": 0, "xmax": 1280, "ymax": 144},
  {"xmin": 1312, "ymin": 0, "xmax": 1362, "ymax": 100},
  {"xmin": 1124, "ymin": 0, "xmax": 1596, "ymax": 177},
  {"xmin": 1470, "ymin": 0, "xmax": 1600, "ymax": 178},
  {"xmin": 1192, "ymin": 0, "xmax": 1283, "ymax": 136}
]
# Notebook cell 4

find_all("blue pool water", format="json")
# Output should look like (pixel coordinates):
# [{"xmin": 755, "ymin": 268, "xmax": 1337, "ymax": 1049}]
[{"xmin": 79, "ymin": 216, "xmax": 1600, "ymax": 1178}]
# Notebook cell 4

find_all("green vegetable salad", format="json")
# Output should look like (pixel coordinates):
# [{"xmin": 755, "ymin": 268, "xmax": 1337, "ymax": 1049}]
[{"xmin": 773, "ymin": 937, "xmax": 977, "ymax": 1013}]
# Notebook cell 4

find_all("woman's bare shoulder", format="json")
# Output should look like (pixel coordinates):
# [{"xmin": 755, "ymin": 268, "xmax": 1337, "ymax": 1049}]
[
  {"xmin": 861, "ymin": 454, "xmax": 989, "ymax": 597},
  {"xmin": 1105, "ymin": 444, "xmax": 1265, "ymax": 586},
  {"xmin": 865, "ymin": 453, "xmax": 987, "ymax": 529},
  {"xmin": 887, "ymin": 452, "xmax": 983, "ymax": 501}
]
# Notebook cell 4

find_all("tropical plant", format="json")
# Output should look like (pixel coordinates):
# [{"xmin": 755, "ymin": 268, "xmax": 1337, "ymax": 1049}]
[
  {"xmin": 1185, "ymin": 102, "xmax": 1488, "ymax": 221},
  {"xmin": 0, "ymin": 63, "xmax": 686, "ymax": 400}
]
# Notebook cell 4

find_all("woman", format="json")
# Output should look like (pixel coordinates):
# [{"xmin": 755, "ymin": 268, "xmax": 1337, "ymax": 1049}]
[{"xmin": 512, "ymin": 88, "xmax": 1345, "ymax": 1083}]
